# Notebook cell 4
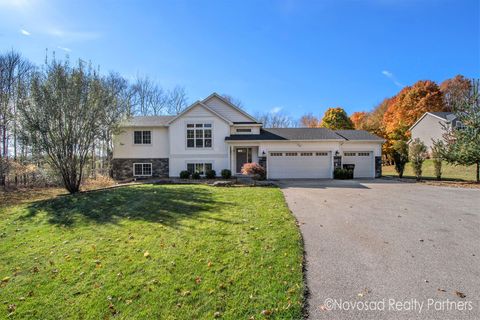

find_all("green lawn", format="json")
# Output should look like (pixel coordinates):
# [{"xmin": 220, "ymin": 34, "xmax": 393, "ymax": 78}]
[
  {"xmin": 0, "ymin": 185, "xmax": 304, "ymax": 319},
  {"xmin": 383, "ymin": 159, "xmax": 477, "ymax": 181}
]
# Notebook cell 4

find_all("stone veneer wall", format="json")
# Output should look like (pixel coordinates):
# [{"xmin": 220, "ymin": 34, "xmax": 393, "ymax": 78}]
[
  {"xmin": 112, "ymin": 158, "xmax": 169, "ymax": 180},
  {"xmin": 375, "ymin": 156, "xmax": 382, "ymax": 178}
]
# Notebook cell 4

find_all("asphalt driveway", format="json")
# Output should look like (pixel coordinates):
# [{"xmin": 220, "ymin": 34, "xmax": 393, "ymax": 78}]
[{"xmin": 280, "ymin": 179, "xmax": 480, "ymax": 320}]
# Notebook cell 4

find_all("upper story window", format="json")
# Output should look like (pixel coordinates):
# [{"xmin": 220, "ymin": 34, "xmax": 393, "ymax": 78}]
[
  {"xmin": 236, "ymin": 128, "xmax": 252, "ymax": 133},
  {"xmin": 186, "ymin": 123, "xmax": 212, "ymax": 148},
  {"xmin": 134, "ymin": 131, "xmax": 151, "ymax": 144}
]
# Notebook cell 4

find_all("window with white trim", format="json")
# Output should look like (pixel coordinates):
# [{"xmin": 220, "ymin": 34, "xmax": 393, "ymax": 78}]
[
  {"xmin": 300, "ymin": 152, "xmax": 313, "ymax": 156},
  {"xmin": 270, "ymin": 152, "xmax": 283, "ymax": 156},
  {"xmin": 344, "ymin": 152, "xmax": 356, "ymax": 156},
  {"xmin": 187, "ymin": 163, "xmax": 212, "ymax": 175},
  {"xmin": 236, "ymin": 128, "xmax": 252, "ymax": 133},
  {"xmin": 186, "ymin": 123, "xmax": 212, "ymax": 148},
  {"xmin": 455, "ymin": 121, "xmax": 466, "ymax": 130},
  {"xmin": 358, "ymin": 152, "xmax": 371, "ymax": 156},
  {"xmin": 285, "ymin": 152, "xmax": 297, "ymax": 156},
  {"xmin": 133, "ymin": 163, "xmax": 152, "ymax": 176},
  {"xmin": 316, "ymin": 152, "xmax": 328, "ymax": 156},
  {"xmin": 134, "ymin": 131, "xmax": 151, "ymax": 144}
]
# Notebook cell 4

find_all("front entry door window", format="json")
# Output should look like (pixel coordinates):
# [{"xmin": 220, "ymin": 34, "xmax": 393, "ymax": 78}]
[{"xmin": 236, "ymin": 148, "xmax": 252, "ymax": 173}]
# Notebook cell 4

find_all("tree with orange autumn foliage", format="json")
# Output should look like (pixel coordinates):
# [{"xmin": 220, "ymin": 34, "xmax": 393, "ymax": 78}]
[
  {"xmin": 350, "ymin": 112, "xmax": 368, "ymax": 130},
  {"xmin": 440, "ymin": 75, "xmax": 472, "ymax": 111},
  {"xmin": 299, "ymin": 113, "xmax": 320, "ymax": 127},
  {"xmin": 383, "ymin": 80, "xmax": 445, "ymax": 142}
]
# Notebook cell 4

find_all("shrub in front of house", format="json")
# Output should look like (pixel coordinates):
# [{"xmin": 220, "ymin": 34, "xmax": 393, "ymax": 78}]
[
  {"xmin": 409, "ymin": 138, "xmax": 428, "ymax": 181},
  {"xmin": 221, "ymin": 169, "xmax": 232, "ymax": 179},
  {"xmin": 191, "ymin": 172, "xmax": 201, "ymax": 179},
  {"xmin": 205, "ymin": 169, "xmax": 216, "ymax": 179},
  {"xmin": 333, "ymin": 168, "xmax": 353, "ymax": 179},
  {"xmin": 241, "ymin": 162, "xmax": 266, "ymax": 180},
  {"xmin": 179, "ymin": 170, "xmax": 190, "ymax": 179}
]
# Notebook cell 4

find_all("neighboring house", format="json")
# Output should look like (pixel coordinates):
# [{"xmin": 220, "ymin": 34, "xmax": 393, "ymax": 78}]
[
  {"xmin": 409, "ymin": 112, "xmax": 463, "ymax": 151},
  {"xmin": 112, "ymin": 93, "xmax": 384, "ymax": 180}
]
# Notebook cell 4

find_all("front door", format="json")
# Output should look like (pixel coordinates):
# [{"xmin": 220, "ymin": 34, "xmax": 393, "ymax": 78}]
[{"xmin": 236, "ymin": 148, "xmax": 251, "ymax": 173}]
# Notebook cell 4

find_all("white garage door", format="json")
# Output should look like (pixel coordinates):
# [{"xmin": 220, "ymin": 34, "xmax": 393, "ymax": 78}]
[
  {"xmin": 343, "ymin": 152, "xmax": 374, "ymax": 178},
  {"xmin": 268, "ymin": 151, "xmax": 332, "ymax": 179}
]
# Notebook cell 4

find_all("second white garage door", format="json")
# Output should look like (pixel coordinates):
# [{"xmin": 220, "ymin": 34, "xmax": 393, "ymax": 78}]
[
  {"xmin": 342, "ymin": 151, "xmax": 374, "ymax": 178},
  {"xmin": 268, "ymin": 151, "xmax": 332, "ymax": 179}
]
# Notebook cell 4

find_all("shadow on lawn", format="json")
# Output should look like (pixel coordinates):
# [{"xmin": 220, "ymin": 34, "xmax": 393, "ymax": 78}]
[{"xmin": 21, "ymin": 185, "xmax": 232, "ymax": 227}]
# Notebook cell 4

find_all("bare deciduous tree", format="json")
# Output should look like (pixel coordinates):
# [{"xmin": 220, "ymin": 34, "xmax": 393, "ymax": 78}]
[
  {"xmin": 0, "ymin": 51, "xmax": 34, "ymax": 187},
  {"xmin": 167, "ymin": 86, "xmax": 188, "ymax": 115},
  {"xmin": 255, "ymin": 112, "xmax": 295, "ymax": 128},
  {"xmin": 19, "ymin": 59, "xmax": 127, "ymax": 193},
  {"xmin": 131, "ymin": 75, "xmax": 168, "ymax": 116}
]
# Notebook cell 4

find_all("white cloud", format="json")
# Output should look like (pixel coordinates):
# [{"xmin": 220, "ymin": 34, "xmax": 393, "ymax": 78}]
[
  {"xmin": 47, "ymin": 28, "xmax": 101, "ymax": 41},
  {"xmin": 381, "ymin": 70, "xmax": 404, "ymax": 87},
  {"xmin": 270, "ymin": 107, "xmax": 283, "ymax": 114},
  {"xmin": 20, "ymin": 28, "xmax": 30, "ymax": 36},
  {"xmin": 57, "ymin": 46, "xmax": 71, "ymax": 52}
]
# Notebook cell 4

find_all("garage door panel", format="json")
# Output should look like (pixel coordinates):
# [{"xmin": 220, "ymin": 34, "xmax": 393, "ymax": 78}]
[
  {"xmin": 343, "ymin": 151, "xmax": 373, "ymax": 178},
  {"xmin": 268, "ymin": 152, "xmax": 331, "ymax": 179}
]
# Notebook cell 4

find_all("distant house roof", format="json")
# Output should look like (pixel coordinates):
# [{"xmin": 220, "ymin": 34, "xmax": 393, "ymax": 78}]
[
  {"xmin": 121, "ymin": 116, "xmax": 175, "ymax": 127},
  {"xmin": 334, "ymin": 130, "xmax": 384, "ymax": 141},
  {"xmin": 408, "ymin": 112, "xmax": 457, "ymax": 132},
  {"xmin": 429, "ymin": 112, "xmax": 456, "ymax": 121},
  {"xmin": 225, "ymin": 128, "xmax": 382, "ymax": 142}
]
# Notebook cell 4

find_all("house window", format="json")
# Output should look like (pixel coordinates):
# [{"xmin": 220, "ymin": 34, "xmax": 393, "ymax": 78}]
[
  {"xmin": 358, "ymin": 152, "xmax": 370, "ymax": 156},
  {"xmin": 134, "ymin": 131, "xmax": 151, "ymax": 144},
  {"xmin": 344, "ymin": 152, "xmax": 356, "ymax": 156},
  {"xmin": 187, "ymin": 163, "xmax": 212, "ymax": 175},
  {"xmin": 186, "ymin": 123, "xmax": 212, "ymax": 148},
  {"xmin": 270, "ymin": 152, "xmax": 283, "ymax": 156},
  {"xmin": 236, "ymin": 128, "xmax": 252, "ymax": 133},
  {"xmin": 133, "ymin": 163, "xmax": 152, "ymax": 176},
  {"xmin": 316, "ymin": 152, "xmax": 328, "ymax": 156},
  {"xmin": 300, "ymin": 152, "xmax": 313, "ymax": 156},
  {"xmin": 285, "ymin": 152, "xmax": 297, "ymax": 156},
  {"xmin": 455, "ymin": 121, "xmax": 466, "ymax": 130}
]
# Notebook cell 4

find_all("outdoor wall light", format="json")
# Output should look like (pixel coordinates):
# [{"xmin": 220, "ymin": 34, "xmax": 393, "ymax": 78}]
[{"xmin": 335, "ymin": 151, "xmax": 340, "ymax": 156}]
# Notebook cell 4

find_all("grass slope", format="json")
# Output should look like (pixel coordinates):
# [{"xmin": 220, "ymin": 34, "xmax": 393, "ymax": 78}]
[
  {"xmin": 383, "ymin": 159, "xmax": 477, "ymax": 181},
  {"xmin": 0, "ymin": 185, "xmax": 304, "ymax": 319}
]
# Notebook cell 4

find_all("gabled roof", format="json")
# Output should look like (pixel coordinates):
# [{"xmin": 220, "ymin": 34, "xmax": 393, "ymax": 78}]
[
  {"xmin": 167, "ymin": 101, "xmax": 233, "ymax": 125},
  {"xmin": 227, "ymin": 128, "xmax": 351, "ymax": 141},
  {"xmin": 408, "ymin": 112, "xmax": 456, "ymax": 132},
  {"xmin": 202, "ymin": 92, "xmax": 260, "ymax": 123},
  {"xmin": 120, "ymin": 116, "xmax": 175, "ymax": 127},
  {"xmin": 334, "ymin": 130, "xmax": 384, "ymax": 141}
]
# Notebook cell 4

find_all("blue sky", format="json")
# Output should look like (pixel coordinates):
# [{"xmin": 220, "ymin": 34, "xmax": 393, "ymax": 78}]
[{"xmin": 1, "ymin": 0, "xmax": 479, "ymax": 119}]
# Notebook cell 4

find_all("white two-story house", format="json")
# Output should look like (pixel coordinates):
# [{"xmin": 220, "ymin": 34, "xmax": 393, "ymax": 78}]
[
  {"xmin": 112, "ymin": 93, "xmax": 384, "ymax": 179},
  {"xmin": 408, "ymin": 112, "xmax": 464, "ymax": 152}
]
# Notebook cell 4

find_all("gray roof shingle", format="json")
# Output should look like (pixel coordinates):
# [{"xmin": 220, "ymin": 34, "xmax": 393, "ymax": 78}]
[
  {"xmin": 226, "ymin": 128, "xmax": 382, "ymax": 141},
  {"xmin": 334, "ymin": 130, "xmax": 384, "ymax": 141},
  {"xmin": 121, "ymin": 116, "xmax": 175, "ymax": 127}
]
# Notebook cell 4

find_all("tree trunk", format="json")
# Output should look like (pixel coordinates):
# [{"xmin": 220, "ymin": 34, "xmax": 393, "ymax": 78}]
[{"xmin": 477, "ymin": 162, "xmax": 479, "ymax": 183}]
